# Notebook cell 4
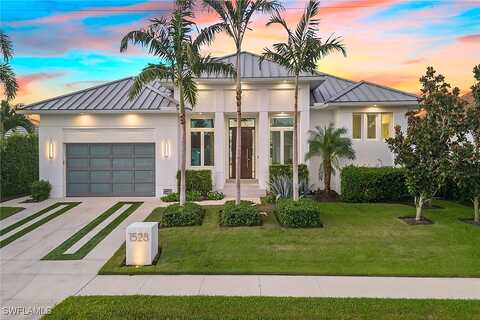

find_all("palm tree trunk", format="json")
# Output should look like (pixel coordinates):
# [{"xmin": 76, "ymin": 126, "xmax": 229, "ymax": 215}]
[
  {"xmin": 474, "ymin": 196, "xmax": 479, "ymax": 224},
  {"xmin": 179, "ymin": 86, "xmax": 186, "ymax": 206},
  {"xmin": 292, "ymin": 74, "xmax": 299, "ymax": 201},
  {"xmin": 324, "ymin": 159, "xmax": 331, "ymax": 192},
  {"xmin": 415, "ymin": 194, "xmax": 425, "ymax": 221},
  {"xmin": 235, "ymin": 49, "xmax": 242, "ymax": 205}
]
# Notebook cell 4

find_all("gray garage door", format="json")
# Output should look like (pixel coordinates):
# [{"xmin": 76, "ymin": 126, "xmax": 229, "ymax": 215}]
[{"xmin": 66, "ymin": 143, "xmax": 155, "ymax": 197}]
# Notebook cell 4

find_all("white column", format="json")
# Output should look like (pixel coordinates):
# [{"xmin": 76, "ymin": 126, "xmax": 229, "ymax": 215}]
[
  {"xmin": 258, "ymin": 111, "xmax": 269, "ymax": 189},
  {"xmin": 214, "ymin": 111, "xmax": 225, "ymax": 190}
]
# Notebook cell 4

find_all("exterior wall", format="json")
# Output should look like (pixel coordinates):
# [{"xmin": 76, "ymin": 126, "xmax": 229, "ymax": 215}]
[{"xmin": 38, "ymin": 113, "xmax": 178, "ymax": 198}]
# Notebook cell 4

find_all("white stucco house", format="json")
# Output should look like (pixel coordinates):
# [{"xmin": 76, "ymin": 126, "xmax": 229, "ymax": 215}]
[{"xmin": 20, "ymin": 52, "xmax": 418, "ymax": 198}]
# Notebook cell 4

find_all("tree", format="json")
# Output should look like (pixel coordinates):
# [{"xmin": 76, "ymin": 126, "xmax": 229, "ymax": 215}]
[
  {"xmin": 260, "ymin": 0, "xmax": 346, "ymax": 200},
  {"xmin": 0, "ymin": 30, "xmax": 18, "ymax": 100},
  {"xmin": 0, "ymin": 100, "xmax": 34, "ymax": 137},
  {"xmin": 305, "ymin": 124, "xmax": 355, "ymax": 193},
  {"xmin": 120, "ymin": 0, "xmax": 235, "ymax": 205},
  {"xmin": 202, "ymin": 0, "xmax": 282, "ymax": 204},
  {"xmin": 387, "ymin": 67, "xmax": 465, "ymax": 221}
]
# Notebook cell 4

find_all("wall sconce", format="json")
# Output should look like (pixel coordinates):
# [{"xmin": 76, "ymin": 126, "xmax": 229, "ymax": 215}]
[
  {"xmin": 48, "ymin": 140, "xmax": 55, "ymax": 160},
  {"xmin": 161, "ymin": 140, "xmax": 171, "ymax": 159}
]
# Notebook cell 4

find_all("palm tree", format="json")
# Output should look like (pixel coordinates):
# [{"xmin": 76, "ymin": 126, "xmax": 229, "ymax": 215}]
[
  {"xmin": 261, "ymin": 0, "xmax": 346, "ymax": 201},
  {"xmin": 202, "ymin": 0, "xmax": 282, "ymax": 204},
  {"xmin": 0, "ymin": 30, "xmax": 18, "ymax": 100},
  {"xmin": 0, "ymin": 100, "xmax": 34, "ymax": 137},
  {"xmin": 305, "ymin": 124, "xmax": 355, "ymax": 193},
  {"xmin": 120, "ymin": 0, "xmax": 235, "ymax": 205}
]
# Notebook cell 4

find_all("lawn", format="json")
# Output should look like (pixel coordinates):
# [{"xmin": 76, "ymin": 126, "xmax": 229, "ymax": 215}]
[
  {"xmin": 100, "ymin": 200, "xmax": 480, "ymax": 277},
  {"xmin": 0, "ymin": 206, "xmax": 24, "ymax": 220},
  {"xmin": 43, "ymin": 296, "xmax": 480, "ymax": 320}
]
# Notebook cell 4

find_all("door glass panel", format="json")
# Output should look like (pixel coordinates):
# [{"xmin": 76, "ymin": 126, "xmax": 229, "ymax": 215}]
[
  {"xmin": 135, "ymin": 171, "xmax": 153, "ymax": 183},
  {"xmin": 90, "ymin": 144, "xmax": 111, "ymax": 157},
  {"xmin": 68, "ymin": 171, "xmax": 89, "ymax": 183},
  {"xmin": 90, "ymin": 158, "xmax": 111, "ymax": 170},
  {"xmin": 90, "ymin": 171, "xmax": 111, "ymax": 183},
  {"xmin": 135, "ymin": 183, "xmax": 154, "ymax": 193},
  {"xmin": 113, "ymin": 171, "xmax": 133, "ymax": 183},
  {"xmin": 381, "ymin": 113, "xmax": 392, "ymax": 139},
  {"xmin": 191, "ymin": 119, "xmax": 214, "ymax": 128},
  {"xmin": 135, "ymin": 158, "xmax": 154, "ymax": 170},
  {"xmin": 270, "ymin": 131, "xmax": 281, "ymax": 164},
  {"xmin": 229, "ymin": 118, "xmax": 255, "ymax": 127},
  {"xmin": 284, "ymin": 131, "xmax": 293, "ymax": 164},
  {"xmin": 135, "ymin": 144, "xmax": 154, "ymax": 156},
  {"xmin": 68, "ymin": 183, "xmax": 89, "ymax": 194},
  {"xmin": 68, "ymin": 144, "xmax": 89, "ymax": 157},
  {"xmin": 367, "ymin": 114, "xmax": 377, "ymax": 139},
  {"xmin": 352, "ymin": 114, "xmax": 362, "ymax": 139},
  {"xmin": 113, "ymin": 144, "xmax": 133, "ymax": 157},
  {"xmin": 271, "ymin": 117, "xmax": 293, "ymax": 127},
  {"xmin": 113, "ymin": 158, "xmax": 133, "ymax": 170},
  {"xmin": 67, "ymin": 159, "xmax": 88, "ymax": 170},
  {"xmin": 91, "ymin": 184, "xmax": 112, "ymax": 194},
  {"xmin": 191, "ymin": 132, "xmax": 201, "ymax": 166},
  {"xmin": 204, "ymin": 132, "xmax": 214, "ymax": 166},
  {"xmin": 113, "ymin": 184, "xmax": 134, "ymax": 193}
]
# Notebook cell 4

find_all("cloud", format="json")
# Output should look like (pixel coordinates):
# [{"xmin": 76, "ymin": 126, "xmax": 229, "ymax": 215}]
[
  {"xmin": 457, "ymin": 34, "xmax": 480, "ymax": 44},
  {"xmin": 402, "ymin": 58, "xmax": 426, "ymax": 65},
  {"xmin": 17, "ymin": 72, "xmax": 66, "ymax": 92}
]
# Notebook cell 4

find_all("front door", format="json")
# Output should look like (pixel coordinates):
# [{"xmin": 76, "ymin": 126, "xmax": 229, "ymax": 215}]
[{"xmin": 229, "ymin": 124, "xmax": 255, "ymax": 179}]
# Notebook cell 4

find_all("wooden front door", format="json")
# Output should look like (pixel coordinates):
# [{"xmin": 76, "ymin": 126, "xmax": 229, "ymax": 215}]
[{"xmin": 230, "ymin": 127, "xmax": 254, "ymax": 179}]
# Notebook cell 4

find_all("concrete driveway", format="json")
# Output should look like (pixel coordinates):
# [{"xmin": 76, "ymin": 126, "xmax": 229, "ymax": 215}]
[{"xmin": 0, "ymin": 196, "xmax": 159, "ymax": 319}]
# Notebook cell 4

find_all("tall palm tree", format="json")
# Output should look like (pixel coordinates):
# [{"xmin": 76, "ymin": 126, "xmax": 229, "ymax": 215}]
[
  {"xmin": 202, "ymin": 0, "xmax": 282, "ymax": 204},
  {"xmin": 261, "ymin": 0, "xmax": 346, "ymax": 201},
  {"xmin": 121, "ymin": 0, "xmax": 235, "ymax": 205},
  {"xmin": 305, "ymin": 124, "xmax": 355, "ymax": 193},
  {"xmin": 0, "ymin": 100, "xmax": 33, "ymax": 137},
  {"xmin": 0, "ymin": 30, "xmax": 18, "ymax": 100}
]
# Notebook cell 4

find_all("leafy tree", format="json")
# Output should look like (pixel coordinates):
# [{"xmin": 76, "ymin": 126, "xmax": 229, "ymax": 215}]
[
  {"xmin": 0, "ymin": 30, "xmax": 18, "ymax": 100},
  {"xmin": 261, "ymin": 0, "xmax": 346, "ymax": 200},
  {"xmin": 202, "ymin": 0, "xmax": 282, "ymax": 204},
  {"xmin": 305, "ymin": 124, "xmax": 355, "ymax": 193},
  {"xmin": 120, "ymin": 0, "xmax": 235, "ymax": 205},
  {"xmin": 0, "ymin": 100, "xmax": 34, "ymax": 137},
  {"xmin": 387, "ymin": 67, "xmax": 465, "ymax": 221}
]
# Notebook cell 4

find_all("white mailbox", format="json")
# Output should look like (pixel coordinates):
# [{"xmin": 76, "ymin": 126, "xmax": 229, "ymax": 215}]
[{"xmin": 126, "ymin": 222, "xmax": 158, "ymax": 266}]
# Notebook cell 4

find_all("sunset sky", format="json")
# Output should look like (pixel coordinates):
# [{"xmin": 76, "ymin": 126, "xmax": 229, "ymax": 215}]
[{"xmin": 2, "ymin": 0, "xmax": 479, "ymax": 104}]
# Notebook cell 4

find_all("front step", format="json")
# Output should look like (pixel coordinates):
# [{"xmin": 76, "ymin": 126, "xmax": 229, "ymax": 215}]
[{"xmin": 221, "ymin": 182, "xmax": 266, "ymax": 198}]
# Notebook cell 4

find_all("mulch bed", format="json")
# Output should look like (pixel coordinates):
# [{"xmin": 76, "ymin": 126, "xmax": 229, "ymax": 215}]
[
  {"xmin": 315, "ymin": 190, "xmax": 339, "ymax": 202},
  {"xmin": 398, "ymin": 216, "xmax": 434, "ymax": 225},
  {"xmin": 459, "ymin": 218, "xmax": 480, "ymax": 227}
]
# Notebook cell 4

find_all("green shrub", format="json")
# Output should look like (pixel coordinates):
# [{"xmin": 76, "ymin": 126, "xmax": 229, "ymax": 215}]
[
  {"xmin": 220, "ymin": 200, "xmax": 261, "ymax": 227},
  {"xmin": 176, "ymin": 170, "xmax": 212, "ymax": 196},
  {"xmin": 31, "ymin": 180, "xmax": 51, "ymax": 202},
  {"xmin": 341, "ymin": 166, "xmax": 410, "ymax": 203},
  {"xmin": 206, "ymin": 191, "xmax": 225, "ymax": 200},
  {"xmin": 161, "ymin": 193, "xmax": 179, "ymax": 202},
  {"xmin": 269, "ymin": 164, "xmax": 308, "ymax": 183},
  {"xmin": 275, "ymin": 199, "xmax": 322, "ymax": 228},
  {"xmin": 161, "ymin": 191, "xmax": 203, "ymax": 202},
  {"xmin": 0, "ymin": 134, "xmax": 38, "ymax": 200},
  {"xmin": 157, "ymin": 202, "xmax": 205, "ymax": 227},
  {"xmin": 260, "ymin": 194, "xmax": 276, "ymax": 205}
]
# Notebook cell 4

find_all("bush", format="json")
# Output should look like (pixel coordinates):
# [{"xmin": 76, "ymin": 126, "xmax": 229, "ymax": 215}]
[
  {"xmin": 275, "ymin": 199, "xmax": 322, "ymax": 228},
  {"xmin": 220, "ymin": 200, "xmax": 261, "ymax": 227},
  {"xmin": 157, "ymin": 202, "xmax": 205, "ymax": 227},
  {"xmin": 161, "ymin": 191, "xmax": 203, "ymax": 202},
  {"xmin": 206, "ymin": 191, "xmax": 225, "ymax": 200},
  {"xmin": 269, "ymin": 164, "xmax": 308, "ymax": 183},
  {"xmin": 260, "ymin": 194, "xmax": 276, "ymax": 205},
  {"xmin": 0, "ymin": 134, "xmax": 38, "ymax": 200},
  {"xmin": 341, "ymin": 166, "xmax": 409, "ymax": 202},
  {"xmin": 31, "ymin": 180, "xmax": 51, "ymax": 202},
  {"xmin": 268, "ymin": 175, "xmax": 311, "ymax": 199},
  {"xmin": 176, "ymin": 170, "xmax": 212, "ymax": 196}
]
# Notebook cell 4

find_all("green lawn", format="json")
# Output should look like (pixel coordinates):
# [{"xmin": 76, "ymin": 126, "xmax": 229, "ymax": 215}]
[
  {"xmin": 43, "ymin": 296, "xmax": 480, "ymax": 320},
  {"xmin": 100, "ymin": 200, "xmax": 480, "ymax": 277},
  {"xmin": 0, "ymin": 206, "xmax": 24, "ymax": 220}
]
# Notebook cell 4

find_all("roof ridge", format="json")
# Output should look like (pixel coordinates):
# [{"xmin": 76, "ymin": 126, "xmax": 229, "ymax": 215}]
[
  {"xmin": 359, "ymin": 80, "xmax": 419, "ymax": 98},
  {"xmin": 327, "ymin": 81, "xmax": 365, "ymax": 103},
  {"xmin": 144, "ymin": 83, "xmax": 179, "ymax": 106}
]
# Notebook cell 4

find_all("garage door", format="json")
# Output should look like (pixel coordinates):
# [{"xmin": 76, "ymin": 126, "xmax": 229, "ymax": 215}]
[{"xmin": 66, "ymin": 143, "xmax": 155, "ymax": 197}]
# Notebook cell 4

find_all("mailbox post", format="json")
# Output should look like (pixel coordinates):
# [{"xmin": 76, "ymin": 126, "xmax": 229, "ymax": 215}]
[{"xmin": 126, "ymin": 222, "xmax": 158, "ymax": 266}]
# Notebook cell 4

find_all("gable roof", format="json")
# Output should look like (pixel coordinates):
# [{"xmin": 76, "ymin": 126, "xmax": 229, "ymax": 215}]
[{"xmin": 20, "ymin": 77, "xmax": 178, "ymax": 112}]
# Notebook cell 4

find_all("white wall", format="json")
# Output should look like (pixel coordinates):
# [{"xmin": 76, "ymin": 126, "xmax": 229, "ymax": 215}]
[{"xmin": 38, "ymin": 113, "xmax": 178, "ymax": 198}]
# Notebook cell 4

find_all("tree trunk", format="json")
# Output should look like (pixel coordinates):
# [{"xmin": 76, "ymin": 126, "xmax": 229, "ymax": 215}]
[
  {"xmin": 292, "ymin": 75, "xmax": 299, "ymax": 201},
  {"xmin": 179, "ymin": 86, "xmax": 186, "ymax": 206},
  {"xmin": 324, "ymin": 159, "xmax": 331, "ymax": 192},
  {"xmin": 235, "ymin": 50, "xmax": 242, "ymax": 205},
  {"xmin": 474, "ymin": 196, "xmax": 479, "ymax": 224},
  {"xmin": 415, "ymin": 194, "xmax": 424, "ymax": 221}
]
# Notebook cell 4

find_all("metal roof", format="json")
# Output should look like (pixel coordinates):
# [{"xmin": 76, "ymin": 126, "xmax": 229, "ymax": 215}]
[
  {"xmin": 311, "ymin": 75, "xmax": 356, "ymax": 104},
  {"xmin": 20, "ymin": 77, "xmax": 178, "ymax": 112},
  {"xmin": 198, "ymin": 51, "xmax": 325, "ymax": 80}
]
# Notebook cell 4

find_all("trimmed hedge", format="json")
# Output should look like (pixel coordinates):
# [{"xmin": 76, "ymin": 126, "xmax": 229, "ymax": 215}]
[
  {"xmin": 161, "ymin": 191, "xmax": 203, "ymax": 202},
  {"xmin": 269, "ymin": 164, "xmax": 308, "ymax": 183},
  {"xmin": 275, "ymin": 199, "xmax": 322, "ymax": 228},
  {"xmin": 176, "ymin": 170, "xmax": 212, "ymax": 196},
  {"xmin": 206, "ymin": 191, "xmax": 225, "ymax": 200},
  {"xmin": 31, "ymin": 180, "xmax": 51, "ymax": 202},
  {"xmin": 157, "ymin": 202, "xmax": 205, "ymax": 227},
  {"xmin": 341, "ymin": 166, "xmax": 409, "ymax": 203},
  {"xmin": 0, "ymin": 134, "xmax": 38, "ymax": 200},
  {"xmin": 220, "ymin": 201, "xmax": 261, "ymax": 227}
]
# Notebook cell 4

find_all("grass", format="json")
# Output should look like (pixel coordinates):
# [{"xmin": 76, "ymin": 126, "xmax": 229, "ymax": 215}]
[
  {"xmin": 0, "ymin": 202, "xmax": 81, "ymax": 248},
  {"xmin": 99, "ymin": 200, "xmax": 480, "ymax": 277},
  {"xmin": 43, "ymin": 296, "xmax": 480, "ymax": 320},
  {"xmin": 0, "ymin": 206, "xmax": 24, "ymax": 220},
  {"xmin": 43, "ymin": 202, "xmax": 142, "ymax": 260}
]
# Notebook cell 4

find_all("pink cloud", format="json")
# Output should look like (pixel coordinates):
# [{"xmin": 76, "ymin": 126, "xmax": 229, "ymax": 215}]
[
  {"xmin": 17, "ymin": 72, "xmax": 66, "ymax": 94},
  {"xmin": 457, "ymin": 34, "xmax": 480, "ymax": 44}
]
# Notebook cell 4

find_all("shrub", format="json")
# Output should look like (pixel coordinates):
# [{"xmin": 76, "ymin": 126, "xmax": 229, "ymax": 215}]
[
  {"xmin": 269, "ymin": 164, "xmax": 308, "ymax": 184},
  {"xmin": 31, "ymin": 180, "xmax": 51, "ymax": 202},
  {"xmin": 275, "ymin": 199, "xmax": 322, "ymax": 228},
  {"xmin": 157, "ymin": 202, "xmax": 205, "ymax": 227},
  {"xmin": 0, "ymin": 134, "xmax": 38, "ymax": 200},
  {"xmin": 206, "ymin": 191, "xmax": 225, "ymax": 200},
  {"xmin": 268, "ymin": 175, "xmax": 311, "ymax": 199},
  {"xmin": 161, "ymin": 191, "xmax": 203, "ymax": 202},
  {"xmin": 220, "ymin": 200, "xmax": 261, "ymax": 227},
  {"xmin": 176, "ymin": 170, "xmax": 212, "ymax": 196},
  {"xmin": 341, "ymin": 166, "xmax": 409, "ymax": 202},
  {"xmin": 260, "ymin": 194, "xmax": 276, "ymax": 205}
]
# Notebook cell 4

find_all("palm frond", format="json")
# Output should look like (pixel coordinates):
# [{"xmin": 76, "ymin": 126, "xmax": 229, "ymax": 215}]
[
  {"xmin": 193, "ymin": 22, "xmax": 229, "ymax": 49},
  {"xmin": 129, "ymin": 64, "xmax": 174, "ymax": 100},
  {"xmin": 0, "ymin": 63, "xmax": 18, "ymax": 100},
  {"xmin": 0, "ymin": 31, "xmax": 13, "ymax": 62}
]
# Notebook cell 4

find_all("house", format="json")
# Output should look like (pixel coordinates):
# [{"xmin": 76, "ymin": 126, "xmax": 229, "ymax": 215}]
[{"xmin": 20, "ymin": 52, "xmax": 418, "ymax": 198}]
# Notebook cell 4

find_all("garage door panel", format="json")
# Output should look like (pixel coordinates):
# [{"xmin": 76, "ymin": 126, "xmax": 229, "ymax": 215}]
[
  {"xmin": 113, "ymin": 144, "xmax": 133, "ymax": 157},
  {"xmin": 90, "ymin": 158, "xmax": 111, "ymax": 170},
  {"xmin": 113, "ymin": 158, "xmax": 134, "ymax": 170},
  {"xmin": 113, "ymin": 171, "xmax": 134, "ymax": 183},
  {"xmin": 135, "ymin": 183, "xmax": 154, "ymax": 194},
  {"xmin": 67, "ymin": 158, "xmax": 89, "ymax": 170},
  {"xmin": 135, "ymin": 171, "xmax": 153, "ymax": 183},
  {"xmin": 135, "ymin": 144, "xmax": 154, "ymax": 156},
  {"xmin": 135, "ymin": 158, "xmax": 154, "ymax": 170},
  {"xmin": 113, "ymin": 184, "xmax": 134, "ymax": 194},
  {"xmin": 90, "ymin": 171, "xmax": 112, "ymax": 183},
  {"xmin": 68, "ymin": 144, "xmax": 89, "ymax": 157},
  {"xmin": 91, "ymin": 183, "xmax": 112, "ymax": 194},
  {"xmin": 68, "ymin": 183, "xmax": 89, "ymax": 194},
  {"xmin": 68, "ymin": 171, "xmax": 89, "ymax": 183},
  {"xmin": 90, "ymin": 144, "xmax": 111, "ymax": 156}
]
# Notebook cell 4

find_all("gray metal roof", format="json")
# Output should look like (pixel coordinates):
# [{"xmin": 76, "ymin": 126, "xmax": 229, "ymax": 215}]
[
  {"xmin": 198, "ymin": 51, "xmax": 324, "ymax": 80},
  {"xmin": 20, "ymin": 77, "xmax": 178, "ymax": 112},
  {"xmin": 311, "ymin": 75, "xmax": 356, "ymax": 103}
]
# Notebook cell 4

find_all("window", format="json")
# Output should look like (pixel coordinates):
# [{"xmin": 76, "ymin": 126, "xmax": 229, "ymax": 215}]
[
  {"xmin": 381, "ymin": 113, "xmax": 392, "ymax": 139},
  {"xmin": 270, "ymin": 116, "xmax": 293, "ymax": 164},
  {"xmin": 190, "ymin": 119, "xmax": 214, "ymax": 166},
  {"xmin": 352, "ymin": 114, "xmax": 362, "ymax": 139},
  {"xmin": 367, "ymin": 114, "xmax": 377, "ymax": 139}
]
